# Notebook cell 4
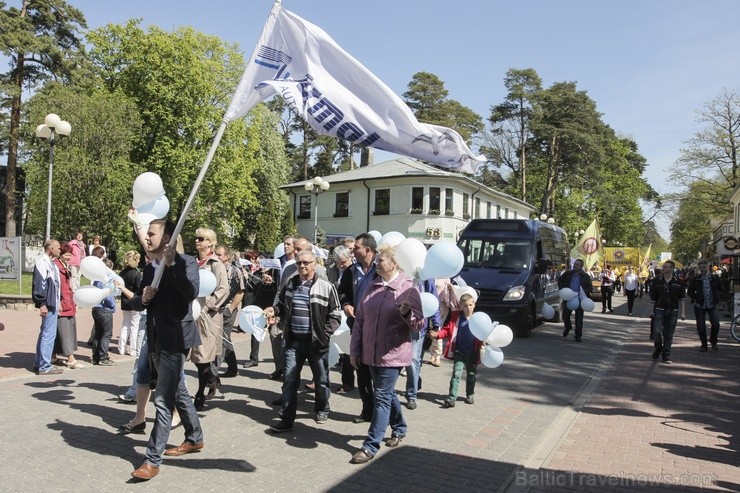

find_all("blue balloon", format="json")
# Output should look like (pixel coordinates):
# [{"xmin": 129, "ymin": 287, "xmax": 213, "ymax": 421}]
[{"xmin": 566, "ymin": 296, "xmax": 581, "ymax": 311}]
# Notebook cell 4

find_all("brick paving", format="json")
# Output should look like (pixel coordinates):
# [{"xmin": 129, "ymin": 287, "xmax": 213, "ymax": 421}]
[{"xmin": 0, "ymin": 293, "xmax": 738, "ymax": 492}]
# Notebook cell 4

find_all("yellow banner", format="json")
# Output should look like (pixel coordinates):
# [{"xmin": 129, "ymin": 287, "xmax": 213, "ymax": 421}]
[
  {"xmin": 570, "ymin": 219, "xmax": 601, "ymax": 269},
  {"xmin": 602, "ymin": 247, "xmax": 641, "ymax": 266}
]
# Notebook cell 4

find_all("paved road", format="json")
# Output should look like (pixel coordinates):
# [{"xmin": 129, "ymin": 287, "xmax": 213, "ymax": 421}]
[{"xmin": 0, "ymin": 293, "xmax": 738, "ymax": 492}]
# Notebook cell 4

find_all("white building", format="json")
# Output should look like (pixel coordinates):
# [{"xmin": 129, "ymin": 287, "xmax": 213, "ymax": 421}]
[{"xmin": 282, "ymin": 157, "xmax": 535, "ymax": 245}]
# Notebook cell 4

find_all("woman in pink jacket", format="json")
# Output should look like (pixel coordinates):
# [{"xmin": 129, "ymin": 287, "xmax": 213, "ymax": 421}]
[{"xmin": 349, "ymin": 243, "xmax": 423, "ymax": 464}]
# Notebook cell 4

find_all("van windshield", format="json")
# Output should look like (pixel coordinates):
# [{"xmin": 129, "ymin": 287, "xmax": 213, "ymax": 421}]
[{"xmin": 459, "ymin": 239, "xmax": 531, "ymax": 270}]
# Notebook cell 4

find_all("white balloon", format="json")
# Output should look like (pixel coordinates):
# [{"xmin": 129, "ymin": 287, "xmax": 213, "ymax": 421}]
[
  {"xmin": 80, "ymin": 256, "xmax": 109, "ymax": 282},
  {"xmin": 331, "ymin": 327, "xmax": 351, "ymax": 354},
  {"xmin": 379, "ymin": 231, "xmax": 405, "ymax": 247},
  {"xmin": 132, "ymin": 172, "xmax": 165, "ymax": 208},
  {"xmin": 481, "ymin": 346, "xmax": 505, "ymax": 368},
  {"xmin": 198, "ymin": 269, "xmax": 217, "ymax": 297},
  {"xmin": 420, "ymin": 242, "xmax": 464, "ymax": 280},
  {"xmin": 486, "ymin": 324, "xmax": 513, "ymax": 348},
  {"xmin": 395, "ymin": 238, "xmax": 428, "ymax": 278},
  {"xmin": 581, "ymin": 297, "xmax": 596, "ymax": 312},
  {"xmin": 420, "ymin": 292, "xmax": 440, "ymax": 317},
  {"xmin": 368, "ymin": 230, "xmax": 382, "ymax": 243},
  {"xmin": 238, "ymin": 305, "xmax": 267, "ymax": 333},
  {"xmin": 191, "ymin": 299, "xmax": 201, "ymax": 320},
  {"xmin": 328, "ymin": 342, "xmax": 341, "ymax": 368},
  {"xmin": 469, "ymin": 311, "xmax": 494, "ymax": 341},
  {"xmin": 137, "ymin": 195, "xmax": 170, "ymax": 219},
  {"xmin": 541, "ymin": 303, "xmax": 555, "ymax": 320},
  {"xmin": 273, "ymin": 242, "xmax": 285, "ymax": 259},
  {"xmin": 566, "ymin": 296, "xmax": 581, "ymax": 311},
  {"xmin": 558, "ymin": 288, "xmax": 578, "ymax": 301},
  {"xmin": 73, "ymin": 285, "xmax": 108, "ymax": 308}
]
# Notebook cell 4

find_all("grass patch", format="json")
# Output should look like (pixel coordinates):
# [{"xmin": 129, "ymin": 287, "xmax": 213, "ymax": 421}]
[{"xmin": 0, "ymin": 273, "xmax": 33, "ymax": 296}]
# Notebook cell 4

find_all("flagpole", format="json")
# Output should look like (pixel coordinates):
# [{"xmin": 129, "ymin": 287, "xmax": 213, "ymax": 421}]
[{"xmin": 150, "ymin": 121, "xmax": 227, "ymax": 288}]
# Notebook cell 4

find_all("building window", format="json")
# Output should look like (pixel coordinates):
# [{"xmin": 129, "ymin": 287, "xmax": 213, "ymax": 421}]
[
  {"xmin": 487, "ymin": 202, "xmax": 492, "ymax": 219},
  {"xmin": 298, "ymin": 195, "xmax": 311, "ymax": 219},
  {"xmin": 334, "ymin": 192, "xmax": 349, "ymax": 217},
  {"xmin": 411, "ymin": 187, "xmax": 424, "ymax": 213},
  {"xmin": 374, "ymin": 189, "xmax": 390, "ymax": 215},
  {"xmin": 505, "ymin": 207, "xmax": 509, "ymax": 219},
  {"xmin": 429, "ymin": 187, "xmax": 441, "ymax": 215},
  {"xmin": 496, "ymin": 204, "xmax": 501, "ymax": 218},
  {"xmin": 474, "ymin": 198, "xmax": 481, "ymax": 219},
  {"xmin": 463, "ymin": 193, "xmax": 470, "ymax": 220},
  {"xmin": 445, "ymin": 188, "xmax": 454, "ymax": 216}
]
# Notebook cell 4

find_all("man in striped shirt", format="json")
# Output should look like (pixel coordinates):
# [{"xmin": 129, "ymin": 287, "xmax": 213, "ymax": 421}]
[{"xmin": 266, "ymin": 250, "xmax": 342, "ymax": 433}]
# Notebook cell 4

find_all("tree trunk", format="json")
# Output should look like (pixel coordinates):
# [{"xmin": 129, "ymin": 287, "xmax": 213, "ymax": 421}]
[
  {"xmin": 5, "ymin": 59, "xmax": 23, "ymax": 237},
  {"xmin": 540, "ymin": 135, "xmax": 559, "ymax": 214}
]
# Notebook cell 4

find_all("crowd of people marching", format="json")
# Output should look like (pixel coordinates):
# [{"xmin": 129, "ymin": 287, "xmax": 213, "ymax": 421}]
[{"xmin": 31, "ymin": 216, "xmax": 483, "ymax": 479}]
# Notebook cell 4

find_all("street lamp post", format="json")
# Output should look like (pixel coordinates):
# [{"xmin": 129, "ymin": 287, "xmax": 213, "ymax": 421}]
[
  {"xmin": 304, "ymin": 176, "xmax": 330, "ymax": 244},
  {"xmin": 35, "ymin": 114, "xmax": 71, "ymax": 240}
]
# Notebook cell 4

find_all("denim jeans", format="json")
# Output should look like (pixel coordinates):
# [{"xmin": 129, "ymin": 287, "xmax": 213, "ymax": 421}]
[
  {"xmin": 694, "ymin": 304, "xmax": 719, "ymax": 347},
  {"xmin": 145, "ymin": 349, "xmax": 203, "ymax": 467},
  {"xmin": 35, "ymin": 309, "xmax": 59, "ymax": 372},
  {"xmin": 653, "ymin": 308, "xmax": 678, "ymax": 359},
  {"xmin": 91, "ymin": 307, "xmax": 113, "ymax": 363},
  {"xmin": 280, "ymin": 338, "xmax": 330, "ymax": 425},
  {"xmin": 405, "ymin": 331, "xmax": 425, "ymax": 400},
  {"xmin": 449, "ymin": 351, "xmax": 478, "ymax": 399},
  {"xmin": 362, "ymin": 366, "xmax": 407, "ymax": 456}
]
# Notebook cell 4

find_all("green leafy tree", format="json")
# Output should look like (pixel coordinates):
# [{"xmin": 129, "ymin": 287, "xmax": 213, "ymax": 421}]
[
  {"xmin": 241, "ymin": 104, "xmax": 291, "ymax": 251},
  {"xmin": 23, "ymin": 84, "xmax": 143, "ymax": 254},
  {"xmin": 486, "ymin": 68, "xmax": 542, "ymax": 200},
  {"xmin": 402, "ymin": 71, "xmax": 482, "ymax": 143},
  {"xmin": 87, "ymin": 21, "xmax": 259, "ymax": 244},
  {"xmin": 670, "ymin": 180, "xmax": 725, "ymax": 264},
  {"xmin": 0, "ymin": 0, "xmax": 87, "ymax": 236}
]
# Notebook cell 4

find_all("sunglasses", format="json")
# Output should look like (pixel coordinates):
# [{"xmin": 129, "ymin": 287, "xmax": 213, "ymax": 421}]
[
  {"xmin": 195, "ymin": 236, "xmax": 208, "ymax": 242},
  {"xmin": 296, "ymin": 261, "xmax": 314, "ymax": 266}
]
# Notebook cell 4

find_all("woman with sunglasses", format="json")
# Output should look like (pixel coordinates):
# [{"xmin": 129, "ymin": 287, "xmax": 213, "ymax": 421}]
[{"xmin": 192, "ymin": 228, "xmax": 230, "ymax": 410}]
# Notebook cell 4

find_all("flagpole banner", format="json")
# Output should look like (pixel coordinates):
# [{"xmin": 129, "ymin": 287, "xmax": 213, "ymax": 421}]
[
  {"xmin": 570, "ymin": 219, "xmax": 602, "ymax": 270},
  {"xmin": 224, "ymin": 4, "xmax": 485, "ymax": 173}
]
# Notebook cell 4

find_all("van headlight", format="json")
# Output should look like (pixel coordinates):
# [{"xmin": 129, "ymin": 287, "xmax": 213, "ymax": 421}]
[{"xmin": 503, "ymin": 285, "xmax": 526, "ymax": 301}]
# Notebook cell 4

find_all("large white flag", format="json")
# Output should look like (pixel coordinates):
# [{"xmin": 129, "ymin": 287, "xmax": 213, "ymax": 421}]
[{"xmin": 224, "ymin": 4, "xmax": 485, "ymax": 174}]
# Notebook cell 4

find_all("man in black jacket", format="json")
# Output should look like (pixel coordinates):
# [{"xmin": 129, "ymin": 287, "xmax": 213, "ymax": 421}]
[
  {"xmin": 558, "ymin": 259, "xmax": 593, "ymax": 343},
  {"xmin": 129, "ymin": 219, "xmax": 203, "ymax": 481},
  {"xmin": 687, "ymin": 260, "xmax": 721, "ymax": 351},
  {"xmin": 650, "ymin": 260, "xmax": 686, "ymax": 364}
]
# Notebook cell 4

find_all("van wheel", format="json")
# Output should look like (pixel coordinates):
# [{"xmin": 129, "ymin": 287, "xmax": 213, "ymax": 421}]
[{"xmin": 515, "ymin": 305, "xmax": 535, "ymax": 338}]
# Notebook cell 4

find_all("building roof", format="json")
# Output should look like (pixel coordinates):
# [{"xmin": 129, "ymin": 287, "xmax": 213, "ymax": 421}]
[{"xmin": 282, "ymin": 157, "xmax": 534, "ymax": 211}]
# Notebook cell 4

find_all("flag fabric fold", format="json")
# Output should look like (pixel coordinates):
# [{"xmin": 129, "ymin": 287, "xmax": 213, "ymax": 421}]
[
  {"xmin": 224, "ymin": 4, "xmax": 485, "ymax": 173},
  {"xmin": 570, "ymin": 219, "xmax": 602, "ymax": 270}
]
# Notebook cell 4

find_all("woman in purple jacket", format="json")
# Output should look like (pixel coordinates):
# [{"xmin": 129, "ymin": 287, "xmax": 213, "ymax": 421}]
[{"xmin": 349, "ymin": 243, "xmax": 423, "ymax": 464}]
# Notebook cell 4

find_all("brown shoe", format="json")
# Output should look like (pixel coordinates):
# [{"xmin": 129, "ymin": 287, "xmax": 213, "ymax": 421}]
[
  {"xmin": 131, "ymin": 462, "xmax": 159, "ymax": 480},
  {"xmin": 164, "ymin": 441, "xmax": 204, "ymax": 457},
  {"xmin": 350, "ymin": 449, "xmax": 374, "ymax": 464}
]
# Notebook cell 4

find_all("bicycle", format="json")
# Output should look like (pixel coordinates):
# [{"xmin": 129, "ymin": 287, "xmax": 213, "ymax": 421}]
[{"xmin": 731, "ymin": 312, "xmax": 740, "ymax": 342}]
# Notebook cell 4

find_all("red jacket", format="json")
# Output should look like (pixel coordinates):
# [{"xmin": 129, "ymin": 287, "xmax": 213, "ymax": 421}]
[{"xmin": 437, "ymin": 311, "xmax": 482, "ymax": 363}]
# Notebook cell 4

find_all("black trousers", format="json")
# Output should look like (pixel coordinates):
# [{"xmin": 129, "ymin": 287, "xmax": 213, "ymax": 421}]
[
  {"xmin": 625, "ymin": 289, "xmax": 636, "ymax": 313},
  {"xmin": 601, "ymin": 286, "xmax": 613, "ymax": 311}
]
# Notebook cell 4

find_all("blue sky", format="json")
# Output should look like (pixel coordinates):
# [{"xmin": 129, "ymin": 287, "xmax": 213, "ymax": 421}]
[{"xmin": 24, "ymin": 1, "xmax": 740, "ymax": 235}]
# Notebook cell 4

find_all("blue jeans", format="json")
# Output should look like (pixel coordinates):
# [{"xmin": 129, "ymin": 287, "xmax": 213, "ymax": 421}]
[
  {"xmin": 653, "ymin": 308, "xmax": 678, "ymax": 359},
  {"xmin": 145, "ymin": 350, "xmax": 203, "ymax": 467},
  {"xmin": 405, "ymin": 331, "xmax": 424, "ymax": 400},
  {"xmin": 280, "ymin": 338, "xmax": 330, "ymax": 425},
  {"xmin": 694, "ymin": 305, "xmax": 719, "ymax": 347},
  {"xmin": 363, "ymin": 366, "xmax": 407, "ymax": 456},
  {"xmin": 35, "ymin": 309, "xmax": 59, "ymax": 372}
]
